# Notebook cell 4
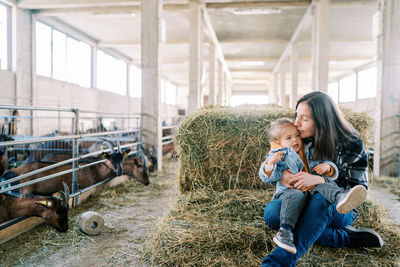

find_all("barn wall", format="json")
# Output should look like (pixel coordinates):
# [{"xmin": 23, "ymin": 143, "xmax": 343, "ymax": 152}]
[{"xmin": 339, "ymin": 97, "xmax": 376, "ymax": 115}]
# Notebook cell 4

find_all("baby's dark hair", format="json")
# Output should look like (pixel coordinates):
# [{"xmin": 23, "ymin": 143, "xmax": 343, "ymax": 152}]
[{"xmin": 269, "ymin": 118, "xmax": 295, "ymax": 142}]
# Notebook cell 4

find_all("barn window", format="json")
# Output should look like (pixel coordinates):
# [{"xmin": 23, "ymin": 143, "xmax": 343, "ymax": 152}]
[
  {"xmin": 165, "ymin": 80, "xmax": 177, "ymax": 105},
  {"xmin": 161, "ymin": 78, "xmax": 166, "ymax": 103},
  {"xmin": 328, "ymin": 82, "xmax": 339, "ymax": 104},
  {"xmin": 129, "ymin": 64, "xmax": 142, "ymax": 98},
  {"xmin": 97, "ymin": 50, "xmax": 127, "ymax": 95},
  {"xmin": 36, "ymin": 21, "xmax": 91, "ymax": 88},
  {"xmin": 0, "ymin": 3, "xmax": 9, "ymax": 70},
  {"xmin": 66, "ymin": 37, "xmax": 91, "ymax": 88},
  {"xmin": 357, "ymin": 66, "xmax": 377, "ymax": 99},
  {"xmin": 52, "ymin": 30, "xmax": 67, "ymax": 81},
  {"xmin": 339, "ymin": 74, "xmax": 356, "ymax": 102},
  {"xmin": 36, "ymin": 22, "xmax": 52, "ymax": 77}
]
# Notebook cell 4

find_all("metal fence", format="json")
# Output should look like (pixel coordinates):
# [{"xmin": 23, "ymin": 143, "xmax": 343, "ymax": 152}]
[
  {"xmin": 0, "ymin": 105, "xmax": 143, "ymax": 230},
  {"xmin": 161, "ymin": 115, "xmax": 185, "ymax": 145}
]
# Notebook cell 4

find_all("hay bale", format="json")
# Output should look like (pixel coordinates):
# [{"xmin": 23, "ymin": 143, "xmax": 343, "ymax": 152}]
[
  {"xmin": 175, "ymin": 106, "xmax": 374, "ymax": 193},
  {"xmin": 144, "ymin": 189, "xmax": 400, "ymax": 266}
]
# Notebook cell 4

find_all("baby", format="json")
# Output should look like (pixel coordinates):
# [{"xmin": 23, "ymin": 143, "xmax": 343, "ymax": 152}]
[{"xmin": 259, "ymin": 118, "xmax": 367, "ymax": 254}]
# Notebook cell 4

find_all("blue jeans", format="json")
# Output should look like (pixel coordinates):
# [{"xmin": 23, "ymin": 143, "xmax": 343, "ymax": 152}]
[{"xmin": 261, "ymin": 193, "xmax": 357, "ymax": 267}]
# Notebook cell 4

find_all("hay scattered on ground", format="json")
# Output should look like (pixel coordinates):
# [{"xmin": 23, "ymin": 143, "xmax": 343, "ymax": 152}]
[
  {"xmin": 373, "ymin": 176, "xmax": 400, "ymax": 197},
  {"xmin": 175, "ymin": 106, "xmax": 374, "ymax": 193},
  {"xmin": 144, "ymin": 188, "xmax": 400, "ymax": 267},
  {"xmin": 0, "ymin": 162, "xmax": 178, "ymax": 266}
]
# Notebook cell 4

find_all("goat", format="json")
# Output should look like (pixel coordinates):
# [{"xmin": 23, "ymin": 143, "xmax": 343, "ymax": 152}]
[
  {"xmin": 121, "ymin": 154, "xmax": 150, "ymax": 185},
  {"xmin": 0, "ymin": 110, "xmax": 19, "ymax": 136},
  {"xmin": 0, "ymin": 182, "xmax": 69, "ymax": 232},
  {"xmin": 137, "ymin": 144, "xmax": 157, "ymax": 173},
  {"xmin": 0, "ymin": 151, "xmax": 6, "ymax": 177},
  {"xmin": 0, "ymin": 141, "xmax": 130, "ymax": 195},
  {"xmin": 162, "ymin": 143, "xmax": 178, "ymax": 160},
  {"xmin": 42, "ymin": 149, "xmax": 150, "ymax": 186},
  {"xmin": 0, "ymin": 134, "xmax": 14, "ymax": 176}
]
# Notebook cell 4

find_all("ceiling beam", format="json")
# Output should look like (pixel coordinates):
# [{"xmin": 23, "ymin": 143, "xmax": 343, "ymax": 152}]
[
  {"xmin": 272, "ymin": 3, "xmax": 313, "ymax": 74},
  {"xmin": 32, "ymin": 6, "xmax": 140, "ymax": 16},
  {"xmin": 19, "ymin": 0, "xmax": 189, "ymax": 10},
  {"xmin": 97, "ymin": 38, "xmax": 374, "ymax": 48},
  {"xmin": 1, "ymin": 0, "xmax": 16, "ymax": 6},
  {"xmin": 206, "ymin": 1, "xmax": 311, "ymax": 9},
  {"xmin": 201, "ymin": 5, "xmax": 231, "ymax": 80},
  {"xmin": 17, "ymin": 0, "xmax": 140, "ymax": 9}
]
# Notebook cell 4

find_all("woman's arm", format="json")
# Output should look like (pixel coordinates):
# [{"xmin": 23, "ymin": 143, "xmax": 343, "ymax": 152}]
[{"xmin": 335, "ymin": 138, "xmax": 369, "ymax": 189}]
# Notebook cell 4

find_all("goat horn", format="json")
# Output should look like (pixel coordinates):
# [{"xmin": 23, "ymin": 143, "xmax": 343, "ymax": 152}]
[
  {"xmin": 117, "ymin": 141, "xmax": 121, "ymax": 153},
  {"xmin": 140, "ymin": 152, "xmax": 147, "ymax": 168},
  {"xmin": 137, "ymin": 144, "xmax": 143, "ymax": 153},
  {"xmin": 100, "ymin": 138, "xmax": 115, "ymax": 153}
]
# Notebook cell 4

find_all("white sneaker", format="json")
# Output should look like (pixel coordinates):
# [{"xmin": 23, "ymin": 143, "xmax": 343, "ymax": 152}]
[{"xmin": 336, "ymin": 185, "xmax": 367, "ymax": 214}]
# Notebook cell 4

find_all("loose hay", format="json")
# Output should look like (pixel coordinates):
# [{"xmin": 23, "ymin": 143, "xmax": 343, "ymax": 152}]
[
  {"xmin": 144, "ymin": 106, "xmax": 391, "ymax": 266},
  {"xmin": 175, "ymin": 106, "xmax": 374, "ymax": 193},
  {"xmin": 144, "ymin": 189, "xmax": 400, "ymax": 267}
]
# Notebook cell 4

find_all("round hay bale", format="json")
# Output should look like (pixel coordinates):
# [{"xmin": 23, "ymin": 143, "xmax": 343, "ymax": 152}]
[{"xmin": 175, "ymin": 106, "xmax": 374, "ymax": 193}]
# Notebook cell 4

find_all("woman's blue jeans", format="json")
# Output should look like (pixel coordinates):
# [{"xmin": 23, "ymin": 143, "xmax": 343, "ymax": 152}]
[{"xmin": 261, "ymin": 193, "xmax": 357, "ymax": 267}]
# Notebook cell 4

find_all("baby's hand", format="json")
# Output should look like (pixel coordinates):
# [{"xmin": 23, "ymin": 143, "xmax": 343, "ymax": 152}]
[
  {"xmin": 267, "ymin": 151, "xmax": 283, "ymax": 165},
  {"xmin": 312, "ymin": 163, "xmax": 331, "ymax": 175}
]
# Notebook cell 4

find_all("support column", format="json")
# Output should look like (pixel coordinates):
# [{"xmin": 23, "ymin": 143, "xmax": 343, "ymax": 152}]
[
  {"xmin": 290, "ymin": 43, "xmax": 299, "ymax": 109},
  {"xmin": 225, "ymin": 79, "xmax": 231, "ymax": 106},
  {"xmin": 311, "ymin": 0, "xmax": 330, "ymax": 92},
  {"xmin": 188, "ymin": 0, "xmax": 203, "ymax": 114},
  {"xmin": 217, "ymin": 60, "xmax": 222, "ymax": 105},
  {"xmin": 279, "ymin": 70, "xmax": 287, "ymax": 107},
  {"xmin": 208, "ymin": 42, "xmax": 216, "ymax": 105},
  {"xmin": 14, "ymin": 8, "xmax": 32, "ymax": 107},
  {"xmin": 223, "ymin": 71, "xmax": 227, "ymax": 106},
  {"xmin": 374, "ymin": 0, "xmax": 400, "ymax": 177},
  {"xmin": 268, "ymin": 73, "xmax": 278, "ymax": 104},
  {"xmin": 91, "ymin": 46, "xmax": 97, "ymax": 89},
  {"xmin": 141, "ymin": 0, "xmax": 162, "ymax": 170}
]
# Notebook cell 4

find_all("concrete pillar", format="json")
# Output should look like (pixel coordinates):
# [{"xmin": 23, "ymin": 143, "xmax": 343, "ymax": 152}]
[
  {"xmin": 217, "ymin": 60, "xmax": 222, "ymax": 105},
  {"xmin": 13, "ymin": 8, "xmax": 32, "ymax": 107},
  {"xmin": 290, "ymin": 43, "xmax": 299, "ymax": 109},
  {"xmin": 91, "ymin": 46, "xmax": 97, "ymax": 89},
  {"xmin": 279, "ymin": 70, "xmax": 287, "ymax": 107},
  {"xmin": 268, "ymin": 72, "xmax": 278, "ymax": 104},
  {"xmin": 208, "ymin": 42, "xmax": 216, "ymax": 105},
  {"xmin": 223, "ymin": 71, "xmax": 228, "ymax": 105},
  {"xmin": 188, "ymin": 0, "xmax": 203, "ymax": 114},
  {"xmin": 311, "ymin": 0, "xmax": 330, "ymax": 92},
  {"xmin": 225, "ymin": 79, "xmax": 231, "ymax": 106},
  {"xmin": 374, "ymin": 0, "xmax": 400, "ymax": 177},
  {"xmin": 141, "ymin": 0, "xmax": 162, "ymax": 170}
]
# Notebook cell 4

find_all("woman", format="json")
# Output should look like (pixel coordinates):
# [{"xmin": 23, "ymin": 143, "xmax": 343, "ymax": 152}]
[{"xmin": 261, "ymin": 91, "xmax": 383, "ymax": 267}]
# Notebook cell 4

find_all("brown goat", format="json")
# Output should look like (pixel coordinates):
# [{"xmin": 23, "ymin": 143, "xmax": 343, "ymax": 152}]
[
  {"xmin": 42, "ymin": 152, "xmax": 150, "ymax": 186},
  {"xmin": 1, "ymin": 148, "xmax": 129, "ymax": 195},
  {"xmin": 0, "ymin": 183, "xmax": 69, "ymax": 232}
]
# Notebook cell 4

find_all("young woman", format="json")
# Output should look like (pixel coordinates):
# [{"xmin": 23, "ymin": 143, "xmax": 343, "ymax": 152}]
[{"xmin": 261, "ymin": 91, "xmax": 383, "ymax": 267}]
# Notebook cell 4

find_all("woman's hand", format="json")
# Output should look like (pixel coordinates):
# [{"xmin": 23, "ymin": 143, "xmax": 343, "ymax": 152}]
[
  {"xmin": 312, "ymin": 163, "xmax": 330, "ymax": 175},
  {"xmin": 289, "ymin": 171, "xmax": 325, "ymax": 191},
  {"xmin": 280, "ymin": 170, "xmax": 295, "ymax": 188}
]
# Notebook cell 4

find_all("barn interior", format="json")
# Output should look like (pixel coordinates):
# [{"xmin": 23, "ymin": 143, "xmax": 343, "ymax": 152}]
[{"xmin": 0, "ymin": 0, "xmax": 399, "ymax": 265}]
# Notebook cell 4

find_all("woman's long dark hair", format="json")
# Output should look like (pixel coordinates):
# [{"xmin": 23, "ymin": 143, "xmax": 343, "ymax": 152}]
[{"xmin": 296, "ymin": 91, "xmax": 359, "ymax": 161}]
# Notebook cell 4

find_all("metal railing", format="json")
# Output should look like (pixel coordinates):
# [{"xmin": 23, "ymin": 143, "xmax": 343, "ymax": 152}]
[{"xmin": 0, "ymin": 105, "xmax": 143, "ymax": 218}]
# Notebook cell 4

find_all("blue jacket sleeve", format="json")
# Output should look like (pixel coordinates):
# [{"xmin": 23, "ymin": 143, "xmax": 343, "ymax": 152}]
[{"xmin": 258, "ymin": 154, "xmax": 285, "ymax": 184}]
